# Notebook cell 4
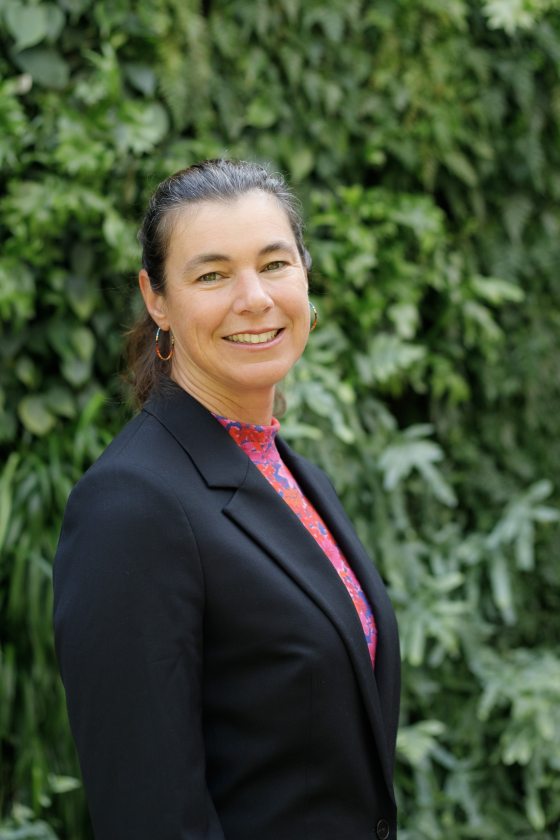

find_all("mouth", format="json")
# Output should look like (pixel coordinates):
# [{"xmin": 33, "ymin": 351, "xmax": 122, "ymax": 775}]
[{"xmin": 224, "ymin": 328, "xmax": 283, "ymax": 345}]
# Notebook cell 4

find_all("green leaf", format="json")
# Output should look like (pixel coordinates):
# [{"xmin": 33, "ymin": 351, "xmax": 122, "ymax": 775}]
[
  {"xmin": 65, "ymin": 275, "xmax": 97, "ymax": 320},
  {"xmin": 379, "ymin": 437, "xmax": 445, "ymax": 490},
  {"xmin": 503, "ymin": 195, "xmax": 532, "ymax": 243},
  {"xmin": 471, "ymin": 275, "xmax": 524, "ymax": 305},
  {"xmin": 0, "ymin": 453, "xmax": 19, "ymax": 553},
  {"xmin": 5, "ymin": 3, "xmax": 49, "ymax": 51},
  {"xmin": 526, "ymin": 781, "xmax": 546, "ymax": 830},
  {"xmin": 532, "ymin": 505, "xmax": 560, "ymax": 524},
  {"xmin": 77, "ymin": 389, "xmax": 106, "ymax": 428},
  {"xmin": 397, "ymin": 720, "xmax": 446, "ymax": 766},
  {"xmin": 489, "ymin": 552, "xmax": 515, "ymax": 624},
  {"xmin": 288, "ymin": 147, "xmax": 314, "ymax": 182},
  {"xmin": 417, "ymin": 461, "xmax": 457, "ymax": 507},
  {"xmin": 15, "ymin": 357, "xmax": 40, "ymax": 388},
  {"xmin": 443, "ymin": 150, "xmax": 478, "ymax": 186},
  {"xmin": 43, "ymin": 3, "xmax": 65, "ymax": 41},
  {"xmin": 47, "ymin": 774, "xmax": 81, "ymax": 794},
  {"xmin": 14, "ymin": 46, "xmax": 69, "ymax": 89},
  {"xmin": 17, "ymin": 395, "xmax": 56, "ymax": 436},
  {"xmin": 113, "ymin": 102, "xmax": 169, "ymax": 154},
  {"xmin": 514, "ymin": 520, "xmax": 534, "ymax": 570},
  {"xmin": 245, "ymin": 99, "xmax": 277, "ymax": 128},
  {"xmin": 388, "ymin": 303, "xmax": 418, "ymax": 339},
  {"xmin": 357, "ymin": 334, "xmax": 425, "ymax": 385},
  {"xmin": 463, "ymin": 301, "xmax": 502, "ymax": 342},
  {"xmin": 71, "ymin": 325, "xmax": 95, "ymax": 362},
  {"xmin": 61, "ymin": 357, "xmax": 92, "ymax": 387},
  {"xmin": 44, "ymin": 386, "xmax": 76, "ymax": 419},
  {"xmin": 124, "ymin": 63, "xmax": 157, "ymax": 97},
  {"xmin": 482, "ymin": 0, "xmax": 545, "ymax": 34}
]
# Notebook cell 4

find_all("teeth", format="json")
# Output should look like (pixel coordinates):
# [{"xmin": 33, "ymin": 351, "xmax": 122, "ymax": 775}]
[{"xmin": 226, "ymin": 330, "xmax": 279, "ymax": 344}]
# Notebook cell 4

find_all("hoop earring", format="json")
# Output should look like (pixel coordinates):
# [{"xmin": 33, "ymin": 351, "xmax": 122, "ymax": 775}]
[
  {"xmin": 309, "ymin": 301, "xmax": 318, "ymax": 332},
  {"xmin": 155, "ymin": 327, "xmax": 174, "ymax": 361}
]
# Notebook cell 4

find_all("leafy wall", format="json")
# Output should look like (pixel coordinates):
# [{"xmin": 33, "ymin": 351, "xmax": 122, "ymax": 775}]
[{"xmin": 1, "ymin": 0, "xmax": 560, "ymax": 837}]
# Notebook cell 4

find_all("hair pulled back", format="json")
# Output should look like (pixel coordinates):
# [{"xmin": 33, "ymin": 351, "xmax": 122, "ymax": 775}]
[{"xmin": 126, "ymin": 159, "xmax": 311, "ymax": 407}]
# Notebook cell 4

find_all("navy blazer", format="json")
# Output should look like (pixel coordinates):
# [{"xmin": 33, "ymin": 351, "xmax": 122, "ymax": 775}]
[{"xmin": 53, "ymin": 384, "xmax": 400, "ymax": 840}]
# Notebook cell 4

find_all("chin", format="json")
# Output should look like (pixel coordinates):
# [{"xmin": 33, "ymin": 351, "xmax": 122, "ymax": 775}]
[{"xmin": 233, "ymin": 360, "xmax": 298, "ymax": 387}]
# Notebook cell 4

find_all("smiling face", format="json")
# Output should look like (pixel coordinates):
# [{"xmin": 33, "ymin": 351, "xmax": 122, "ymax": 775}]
[{"xmin": 139, "ymin": 190, "xmax": 311, "ymax": 423}]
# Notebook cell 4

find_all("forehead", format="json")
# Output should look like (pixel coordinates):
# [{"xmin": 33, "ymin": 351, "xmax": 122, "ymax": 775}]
[{"xmin": 166, "ymin": 191, "xmax": 296, "ymax": 260}]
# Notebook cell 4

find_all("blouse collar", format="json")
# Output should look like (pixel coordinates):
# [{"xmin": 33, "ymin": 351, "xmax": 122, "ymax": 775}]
[{"xmin": 213, "ymin": 414, "xmax": 281, "ymax": 464}]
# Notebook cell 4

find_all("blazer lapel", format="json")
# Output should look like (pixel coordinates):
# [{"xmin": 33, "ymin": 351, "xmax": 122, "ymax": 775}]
[
  {"xmin": 277, "ymin": 439, "xmax": 401, "ymax": 790},
  {"xmin": 143, "ymin": 387, "xmax": 397, "ymax": 803}
]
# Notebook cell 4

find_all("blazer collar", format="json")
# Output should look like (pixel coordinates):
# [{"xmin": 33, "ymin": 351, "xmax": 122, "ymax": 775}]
[
  {"xmin": 143, "ymin": 385, "xmax": 397, "ymax": 803},
  {"xmin": 144, "ymin": 384, "xmax": 249, "ymax": 487}
]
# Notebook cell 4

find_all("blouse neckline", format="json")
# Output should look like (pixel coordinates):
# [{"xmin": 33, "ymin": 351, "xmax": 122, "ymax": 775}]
[{"xmin": 213, "ymin": 414, "xmax": 281, "ymax": 465}]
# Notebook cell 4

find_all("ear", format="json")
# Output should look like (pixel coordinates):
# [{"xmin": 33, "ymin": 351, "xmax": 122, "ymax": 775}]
[{"xmin": 138, "ymin": 270, "xmax": 170, "ymax": 330}]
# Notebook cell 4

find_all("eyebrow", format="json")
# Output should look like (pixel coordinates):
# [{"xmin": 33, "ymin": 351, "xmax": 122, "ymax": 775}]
[{"xmin": 182, "ymin": 240, "xmax": 298, "ymax": 275}]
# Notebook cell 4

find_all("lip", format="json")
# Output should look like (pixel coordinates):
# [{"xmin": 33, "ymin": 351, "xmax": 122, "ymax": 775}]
[{"xmin": 222, "ymin": 327, "xmax": 285, "ymax": 348}]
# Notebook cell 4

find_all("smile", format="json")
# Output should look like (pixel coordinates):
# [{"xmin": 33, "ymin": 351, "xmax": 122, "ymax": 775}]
[{"xmin": 224, "ymin": 329, "xmax": 281, "ymax": 345}]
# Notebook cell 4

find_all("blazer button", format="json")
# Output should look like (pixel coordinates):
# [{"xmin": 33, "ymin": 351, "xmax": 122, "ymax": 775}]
[{"xmin": 376, "ymin": 818, "xmax": 390, "ymax": 840}]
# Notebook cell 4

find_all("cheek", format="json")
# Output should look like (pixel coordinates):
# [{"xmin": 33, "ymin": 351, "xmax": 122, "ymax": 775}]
[
  {"xmin": 288, "ymin": 279, "xmax": 309, "ymax": 309},
  {"xmin": 295, "ymin": 291, "xmax": 311, "ymax": 323}
]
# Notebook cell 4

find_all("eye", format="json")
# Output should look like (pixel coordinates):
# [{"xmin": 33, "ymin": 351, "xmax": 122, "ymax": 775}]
[
  {"xmin": 197, "ymin": 271, "xmax": 221, "ymax": 283},
  {"xmin": 262, "ymin": 260, "xmax": 287, "ymax": 272}
]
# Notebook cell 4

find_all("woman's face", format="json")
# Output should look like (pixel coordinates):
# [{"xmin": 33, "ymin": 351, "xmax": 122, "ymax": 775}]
[{"xmin": 140, "ymin": 190, "xmax": 310, "ymax": 420}]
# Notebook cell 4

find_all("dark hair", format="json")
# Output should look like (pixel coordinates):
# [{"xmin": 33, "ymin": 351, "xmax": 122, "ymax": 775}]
[{"xmin": 126, "ymin": 159, "xmax": 311, "ymax": 407}]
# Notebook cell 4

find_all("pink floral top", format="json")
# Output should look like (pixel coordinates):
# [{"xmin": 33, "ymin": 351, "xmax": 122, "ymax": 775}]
[{"xmin": 214, "ymin": 414, "xmax": 377, "ymax": 668}]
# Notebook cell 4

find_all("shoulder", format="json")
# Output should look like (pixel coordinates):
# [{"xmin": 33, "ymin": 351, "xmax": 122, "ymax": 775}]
[
  {"xmin": 70, "ymin": 406, "xmax": 196, "ymax": 505},
  {"xmin": 54, "ymin": 410, "xmax": 205, "ymax": 601},
  {"xmin": 59, "ymin": 410, "xmax": 204, "ymax": 561},
  {"xmin": 85, "ymin": 406, "xmax": 184, "ymax": 475}
]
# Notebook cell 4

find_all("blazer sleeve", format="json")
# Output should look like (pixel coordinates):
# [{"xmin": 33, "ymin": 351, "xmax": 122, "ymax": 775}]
[{"xmin": 53, "ymin": 461, "xmax": 225, "ymax": 840}]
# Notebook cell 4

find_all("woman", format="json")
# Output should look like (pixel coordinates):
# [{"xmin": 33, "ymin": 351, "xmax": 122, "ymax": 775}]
[{"xmin": 53, "ymin": 159, "xmax": 400, "ymax": 840}]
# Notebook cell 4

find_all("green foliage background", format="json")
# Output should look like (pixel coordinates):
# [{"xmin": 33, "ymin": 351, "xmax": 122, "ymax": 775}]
[{"xmin": 2, "ymin": 0, "xmax": 560, "ymax": 837}]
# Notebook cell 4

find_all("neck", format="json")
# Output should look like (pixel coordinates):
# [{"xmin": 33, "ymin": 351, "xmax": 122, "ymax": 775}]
[{"xmin": 170, "ymin": 371, "xmax": 275, "ymax": 425}]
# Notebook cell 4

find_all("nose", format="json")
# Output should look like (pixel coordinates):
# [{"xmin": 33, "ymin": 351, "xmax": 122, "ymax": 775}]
[{"xmin": 232, "ymin": 270, "xmax": 274, "ymax": 315}]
